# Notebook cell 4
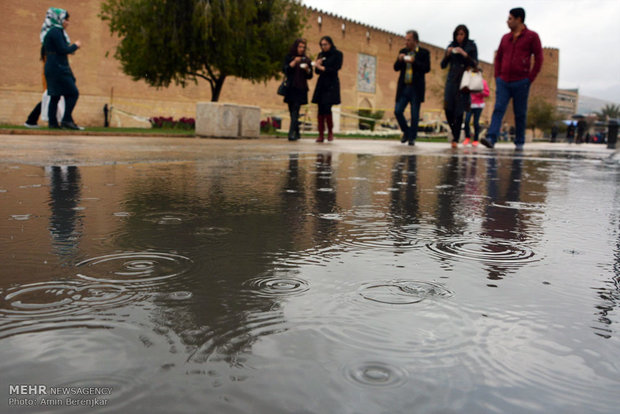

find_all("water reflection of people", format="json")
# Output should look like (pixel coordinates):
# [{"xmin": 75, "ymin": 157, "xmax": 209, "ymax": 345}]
[
  {"xmin": 282, "ymin": 153, "xmax": 308, "ymax": 239},
  {"xmin": 139, "ymin": 156, "xmax": 309, "ymax": 364},
  {"xmin": 592, "ymin": 202, "xmax": 620, "ymax": 338},
  {"xmin": 389, "ymin": 155, "xmax": 419, "ymax": 225},
  {"xmin": 389, "ymin": 155, "xmax": 419, "ymax": 251},
  {"xmin": 481, "ymin": 157, "xmax": 523, "ymax": 281},
  {"xmin": 436, "ymin": 156, "xmax": 462, "ymax": 233},
  {"xmin": 462, "ymin": 154, "xmax": 481, "ymax": 211},
  {"xmin": 47, "ymin": 166, "xmax": 82, "ymax": 261},
  {"xmin": 313, "ymin": 152, "xmax": 338, "ymax": 245}
]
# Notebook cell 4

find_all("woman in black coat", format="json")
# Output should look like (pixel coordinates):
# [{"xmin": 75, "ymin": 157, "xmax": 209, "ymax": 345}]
[
  {"xmin": 283, "ymin": 39, "xmax": 313, "ymax": 141},
  {"xmin": 41, "ymin": 8, "xmax": 82, "ymax": 129},
  {"xmin": 441, "ymin": 24, "xmax": 477, "ymax": 148},
  {"xmin": 311, "ymin": 36, "xmax": 343, "ymax": 143}
]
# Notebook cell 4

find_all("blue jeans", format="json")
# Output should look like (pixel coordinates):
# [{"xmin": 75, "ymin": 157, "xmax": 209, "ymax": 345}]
[
  {"xmin": 394, "ymin": 85, "xmax": 421, "ymax": 142},
  {"xmin": 486, "ymin": 78, "xmax": 530, "ymax": 145},
  {"xmin": 464, "ymin": 107, "xmax": 483, "ymax": 140}
]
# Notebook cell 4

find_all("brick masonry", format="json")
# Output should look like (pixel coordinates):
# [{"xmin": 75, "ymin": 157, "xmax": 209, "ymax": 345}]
[{"xmin": 1, "ymin": 1, "xmax": 558, "ymax": 131}]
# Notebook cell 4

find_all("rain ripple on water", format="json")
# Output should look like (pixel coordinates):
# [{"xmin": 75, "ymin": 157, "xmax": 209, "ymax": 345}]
[
  {"xmin": 76, "ymin": 252, "xmax": 193, "ymax": 285},
  {"xmin": 426, "ymin": 236, "xmax": 539, "ymax": 265},
  {"xmin": 343, "ymin": 360, "xmax": 409, "ymax": 388},
  {"xmin": 358, "ymin": 280, "xmax": 453, "ymax": 305},
  {"xmin": 0, "ymin": 281, "xmax": 140, "ymax": 318},
  {"xmin": 10, "ymin": 214, "xmax": 32, "ymax": 221},
  {"xmin": 242, "ymin": 275, "xmax": 310, "ymax": 298},
  {"xmin": 0, "ymin": 281, "xmax": 145, "ymax": 339},
  {"xmin": 142, "ymin": 212, "xmax": 197, "ymax": 225}
]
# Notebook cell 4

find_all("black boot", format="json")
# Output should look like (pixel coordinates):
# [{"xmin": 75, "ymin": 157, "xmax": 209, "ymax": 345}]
[{"xmin": 288, "ymin": 108, "xmax": 299, "ymax": 141}]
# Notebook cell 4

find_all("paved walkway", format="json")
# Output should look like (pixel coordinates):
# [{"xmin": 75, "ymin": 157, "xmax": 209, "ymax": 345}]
[{"xmin": 0, "ymin": 133, "xmax": 617, "ymax": 166}]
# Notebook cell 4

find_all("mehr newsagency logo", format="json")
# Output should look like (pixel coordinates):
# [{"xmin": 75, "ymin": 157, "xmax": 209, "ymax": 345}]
[{"xmin": 8, "ymin": 384, "xmax": 112, "ymax": 408}]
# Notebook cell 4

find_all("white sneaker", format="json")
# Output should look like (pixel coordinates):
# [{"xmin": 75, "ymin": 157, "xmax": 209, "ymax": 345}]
[{"xmin": 23, "ymin": 122, "xmax": 39, "ymax": 129}]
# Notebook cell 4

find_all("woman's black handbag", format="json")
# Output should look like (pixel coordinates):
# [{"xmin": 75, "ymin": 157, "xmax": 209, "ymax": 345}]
[{"xmin": 277, "ymin": 77, "xmax": 288, "ymax": 96}]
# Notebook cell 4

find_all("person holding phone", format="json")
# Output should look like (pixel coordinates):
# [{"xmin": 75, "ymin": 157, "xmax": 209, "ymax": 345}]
[
  {"xmin": 393, "ymin": 30, "xmax": 430, "ymax": 146},
  {"xmin": 312, "ymin": 36, "xmax": 343, "ymax": 143},
  {"xmin": 282, "ymin": 39, "xmax": 313, "ymax": 141},
  {"xmin": 441, "ymin": 24, "xmax": 478, "ymax": 148}
]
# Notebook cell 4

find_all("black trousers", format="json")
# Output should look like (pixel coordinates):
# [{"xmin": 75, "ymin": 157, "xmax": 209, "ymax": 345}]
[
  {"xmin": 288, "ymin": 102, "xmax": 301, "ymax": 139},
  {"xmin": 49, "ymin": 93, "xmax": 78, "ymax": 126},
  {"xmin": 25, "ymin": 102, "xmax": 42, "ymax": 125},
  {"xmin": 444, "ymin": 89, "xmax": 469, "ymax": 143},
  {"xmin": 48, "ymin": 75, "xmax": 80, "ymax": 126}
]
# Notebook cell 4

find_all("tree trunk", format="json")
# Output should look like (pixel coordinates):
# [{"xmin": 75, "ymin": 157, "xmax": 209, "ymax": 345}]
[{"xmin": 210, "ymin": 75, "xmax": 227, "ymax": 102}]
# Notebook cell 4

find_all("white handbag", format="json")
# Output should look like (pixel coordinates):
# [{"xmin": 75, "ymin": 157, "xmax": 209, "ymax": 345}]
[{"xmin": 460, "ymin": 70, "xmax": 484, "ymax": 93}]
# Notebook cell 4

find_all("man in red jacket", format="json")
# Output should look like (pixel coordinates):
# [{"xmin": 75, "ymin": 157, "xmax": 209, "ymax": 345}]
[{"xmin": 481, "ymin": 7, "xmax": 543, "ymax": 150}]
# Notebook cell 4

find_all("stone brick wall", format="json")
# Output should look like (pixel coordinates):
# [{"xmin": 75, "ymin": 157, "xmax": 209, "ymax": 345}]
[{"xmin": 1, "ymin": 1, "xmax": 557, "ymax": 131}]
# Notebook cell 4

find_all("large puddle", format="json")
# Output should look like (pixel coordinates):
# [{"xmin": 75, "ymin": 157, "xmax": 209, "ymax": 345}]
[{"xmin": 1, "ymin": 150, "xmax": 619, "ymax": 413}]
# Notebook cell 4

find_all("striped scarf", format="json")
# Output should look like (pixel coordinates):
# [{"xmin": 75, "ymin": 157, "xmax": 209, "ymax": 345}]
[{"xmin": 40, "ymin": 7, "xmax": 70, "ymax": 44}]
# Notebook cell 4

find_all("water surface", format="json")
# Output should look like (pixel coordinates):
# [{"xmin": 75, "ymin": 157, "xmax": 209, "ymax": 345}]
[{"xmin": 1, "ymin": 148, "xmax": 619, "ymax": 413}]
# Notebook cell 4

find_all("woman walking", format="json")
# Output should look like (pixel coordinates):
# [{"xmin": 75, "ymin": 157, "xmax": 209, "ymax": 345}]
[
  {"xmin": 41, "ymin": 7, "xmax": 82, "ymax": 130},
  {"xmin": 282, "ymin": 39, "xmax": 313, "ymax": 141},
  {"xmin": 441, "ymin": 24, "xmax": 477, "ymax": 148},
  {"xmin": 311, "ymin": 36, "xmax": 343, "ymax": 143}
]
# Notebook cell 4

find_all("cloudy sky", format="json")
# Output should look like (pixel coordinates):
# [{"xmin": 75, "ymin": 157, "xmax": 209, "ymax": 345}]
[{"xmin": 302, "ymin": 0, "xmax": 620, "ymax": 103}]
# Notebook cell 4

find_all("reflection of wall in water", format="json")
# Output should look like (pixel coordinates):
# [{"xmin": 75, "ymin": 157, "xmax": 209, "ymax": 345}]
[{"xmin": 0, "ymin": 165, "xmax": 53, "ymax": 285}]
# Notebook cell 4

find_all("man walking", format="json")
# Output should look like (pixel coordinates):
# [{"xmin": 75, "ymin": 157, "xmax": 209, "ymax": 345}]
[
  {"xmin": 394, "ymin": 30, "xmax": 430, "ymax": 146},
  {"xmin": 481, "ymin": 7, "xmax": 543, "ymax": 150}
]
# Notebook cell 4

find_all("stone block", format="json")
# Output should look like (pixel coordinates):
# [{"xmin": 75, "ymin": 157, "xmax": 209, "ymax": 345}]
[
  {"xmin": 196, "ymin": 102, "xmax": 240, "ymax": 138},
  {"xmin": 238, "ymin": 105, "xmax": 261, "ymax": 138}
]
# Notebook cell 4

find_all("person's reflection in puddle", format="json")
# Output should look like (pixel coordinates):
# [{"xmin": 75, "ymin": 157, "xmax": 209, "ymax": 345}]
[
  {"xmin": 389, "ymin": 155, "xmax": 419, "ymax": 224},
  {"xmin": 47, "ymin": 165, "xmax": 82, "ymax": 264},
  {"xmin": 435, "ymin": 156, "xmax": 463, "ymax": 234},
  {"xmin": 313, "ymin": 152, "xmax": 338, "ymax": 246},
  {"xmin": 592, "ymin": 188, "xmax": 620, "ymax": 338},
  {"xmin": 282, "ymin": 153, "xmax": 308, "ymax": 240},
  {"xmin": 482, "ymin": 157, "xmax": 523, "ymax": 282},
  {"xmin": 389, "ymin": 155, "xmax": 419, "ymax": 252}
]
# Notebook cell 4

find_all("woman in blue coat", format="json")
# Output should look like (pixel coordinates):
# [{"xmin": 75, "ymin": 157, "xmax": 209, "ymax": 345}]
[{"xmin": 41, "ymin": 8, "xmax": 82, "ymax": 129}]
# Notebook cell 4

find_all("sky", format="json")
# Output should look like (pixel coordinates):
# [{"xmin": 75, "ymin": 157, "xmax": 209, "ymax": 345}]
[{"xmin": 302, "ymin": 0, "xmax": 620, "ymax": 103}]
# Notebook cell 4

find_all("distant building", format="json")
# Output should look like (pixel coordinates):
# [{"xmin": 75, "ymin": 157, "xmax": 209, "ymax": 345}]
[
  {"xmin": 557, "ymin": 88, "xmax": 579, "ymax": 117},
  {"xmin": 1, "ymin": 3, "xmax": 559, "ymax": 131}
]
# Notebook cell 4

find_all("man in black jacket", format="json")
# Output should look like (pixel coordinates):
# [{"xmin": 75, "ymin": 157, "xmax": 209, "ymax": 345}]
[{"xmin": 394, "ymin": 30, "xmax": 431, "ymax": 145}]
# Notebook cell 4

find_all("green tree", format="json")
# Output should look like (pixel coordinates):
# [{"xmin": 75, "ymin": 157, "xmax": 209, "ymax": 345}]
[
  {"xmin": 527, "ymin": 96, "xmax": 556, "ymax": 138},
  {"xmin": 595, "ymin": 103, "xmax": 620, "ymax": 121},
  {"xmin": 100, "ymin": 0, "xmax": 306, "ymax": 101}
]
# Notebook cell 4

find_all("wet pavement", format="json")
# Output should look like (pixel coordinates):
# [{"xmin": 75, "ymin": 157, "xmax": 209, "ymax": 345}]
[
  {"xmin": 1, "ymin": 133, "xmax": 619, "ymax": 413},
  {"xmin": 0, "ymin": 133, "xmax": 616, "ymax": 165}
]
